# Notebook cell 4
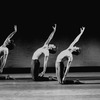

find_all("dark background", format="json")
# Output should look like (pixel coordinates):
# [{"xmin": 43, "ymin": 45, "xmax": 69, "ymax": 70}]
[{"xmin": 0, "ymin": 1, "xmax": 100, "ymax": 72}]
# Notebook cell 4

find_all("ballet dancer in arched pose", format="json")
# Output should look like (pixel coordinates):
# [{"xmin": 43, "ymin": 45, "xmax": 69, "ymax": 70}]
[
  {"xmin": 0, "ymin": 25, "xmax": 17, "ymax": 76},
  {"xmin": 55, "ymin": 27, "xmax": 85, "ymax": 84},
  {"xmin": 31, "ymin": 24, "xmax": 57, "ymax": 81}
]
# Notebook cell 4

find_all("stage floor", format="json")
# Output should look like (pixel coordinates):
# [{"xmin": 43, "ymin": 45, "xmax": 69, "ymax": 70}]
[{"xmin": 0, "ymin": 72, "xmax": 100, "ymax": 100}]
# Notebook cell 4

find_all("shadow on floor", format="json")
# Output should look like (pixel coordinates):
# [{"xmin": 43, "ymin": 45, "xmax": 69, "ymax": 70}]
[{"xmin": 1, "ymin": 75, "xmax": 100, "ymax": 85}]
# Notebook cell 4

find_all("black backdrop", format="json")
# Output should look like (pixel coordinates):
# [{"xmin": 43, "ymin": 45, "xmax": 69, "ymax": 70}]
[{"xmin": 0, "ymin": 2, "xmax": 100, "ymax": 72}]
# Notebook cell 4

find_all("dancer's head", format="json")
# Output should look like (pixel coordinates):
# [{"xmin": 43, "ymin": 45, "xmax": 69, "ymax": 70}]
[
  {"xmin": 48, "ymin": 44, "xmax": 57, "ymax": 54},
  {"xmin": 72, "ymin": 46, "xmax": 81, "ymax": 55},
  {"xmin": 6, "ymin": 40, "xmax": 15, "ymax": 50}
]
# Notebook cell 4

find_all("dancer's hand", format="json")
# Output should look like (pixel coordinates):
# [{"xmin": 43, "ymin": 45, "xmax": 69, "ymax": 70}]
[
  {"xmin": 52, "ymin": 24, "xmax": 57, "ymax": 30},
  {"xmin": 14, "ymin": 25, "xmax": 17, "ymax": 32},
  {"xmin": 39, "ymin": 72, "xmax": 45, "ymax": 77},
  {"xmin": 62, "ymin": 76, "xmax": 66, "ymax": 82},
  {"xmin": 80, "ymin": 27, "xmax": 85, "ymax": 33}
]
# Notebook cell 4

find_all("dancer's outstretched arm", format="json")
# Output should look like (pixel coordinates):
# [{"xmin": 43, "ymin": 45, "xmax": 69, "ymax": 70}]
[
  {"xmin": 7, "ymin": 25, "xmax": 17, "ymax": 39},
  {"xmin": 44, "ymin": 24, "xmax": 57, "ymax": 46},
  {"xmin": 3, "ymin": 25, "xmax": 17, "ymax": 46},
  {"xmin": 39, "ymin": 56, "xmax": 49, "ymax": 76},
  {"xmin": 69, "ymin": 27, "xmax": 85, "ymax": 48}
]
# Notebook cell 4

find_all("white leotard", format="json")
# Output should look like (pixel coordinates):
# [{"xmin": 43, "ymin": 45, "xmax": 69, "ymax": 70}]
[
  {"xmin": 32, "ymin": 47, "xmax": 49, "ymax": 60},
  {"xmin": 0, "ymin": 46, "xmax": 8, "ymax": 71},
  {"xmin": 0, "ymin": 46, "xmax": 8, "ymax": 57},
  {"xmin": 56, "ymin": 49, "xmax": 73, "ymax": 63}
]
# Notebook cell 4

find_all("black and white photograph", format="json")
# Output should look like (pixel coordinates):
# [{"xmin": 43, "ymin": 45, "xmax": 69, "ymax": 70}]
[{"xmin": 0, "ymin": 1, "xmax": 100, "ymax": 100}]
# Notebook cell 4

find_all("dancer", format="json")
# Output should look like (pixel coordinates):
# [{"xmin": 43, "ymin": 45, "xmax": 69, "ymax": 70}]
[
  {"xmin": 31, "ymin": 24, "xmax": 57, "ymax": 81},
  {"xmin": 0, "ymin": 25, "xmax": 17, "ymax": 77},
  {"xmin": 55, "ymin": 27, "xmax": 85, "ymax": 84}
]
